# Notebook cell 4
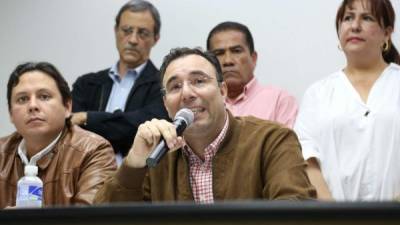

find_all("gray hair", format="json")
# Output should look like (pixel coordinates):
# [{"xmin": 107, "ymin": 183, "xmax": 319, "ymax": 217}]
[{"xmin": 115, "ymin": 0, "xmax": 161, "ymax": 37}]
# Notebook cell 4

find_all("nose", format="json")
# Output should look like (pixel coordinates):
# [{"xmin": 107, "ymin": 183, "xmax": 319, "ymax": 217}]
[
  {"xmin": 351, "ymin": 17, "xmax": 362, "ymax": 32},
  {"xmin": 221, "ymin": 52, "xmax": 234, "ymax": 67},
  {"xmin": 28, "ymin": 97, "xmax": 39, "ymax": 113},
  {"xmin": 128, "ymin": 31, "xmax": 139, "ymax": 45},
  {"xmin": 181, "ymin": 81, "xmax": 196, "ymax": 103}
]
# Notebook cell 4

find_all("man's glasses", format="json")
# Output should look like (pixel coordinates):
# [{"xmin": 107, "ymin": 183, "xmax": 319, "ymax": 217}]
[
  {"xmin": 162, "ymin": 73, "xmax": 217, "ymax": 96},
  {"xmin": 119, "ymin": 26, "xmax": 153, "ymax": 40}
]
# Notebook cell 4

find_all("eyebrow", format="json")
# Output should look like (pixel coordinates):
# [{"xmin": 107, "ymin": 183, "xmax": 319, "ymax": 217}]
[
  {"xmin": 211, "ymin": 48, "xmax": 225, "ymax": 53},
  {"xmin": 189, "ymin": 70, "xmax": 211, "ymax": 77},
  {"xmin": 13, "ymin": 91, "xmax": 28, "ymax": 98},
  {"xmin": 229, "ymin": 45, "xmax": 244, "ymax": 50},
  {"xmin": 121, "ymin": 25, "xmax": 151, "ymax": 31},
  {"xmin": 212, "ymin": 44, "xmax": 243, "ymax": 52},
  {"xmin": 13, "ymin": 88, "xmax": 52, "ymax": 96},
  {"xmin": 165, "ymin": 76, "xmax": 178, "ymax": 87}
]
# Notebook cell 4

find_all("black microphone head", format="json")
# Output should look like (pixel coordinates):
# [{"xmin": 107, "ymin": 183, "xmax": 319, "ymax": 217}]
[{"xmin": 174, "ymin": 108, "xmax": 194, "ymax": 126}]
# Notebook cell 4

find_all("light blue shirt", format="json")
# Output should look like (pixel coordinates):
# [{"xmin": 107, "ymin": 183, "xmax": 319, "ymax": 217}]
[{"xmin": 105, "ymin": 61, "xmax": 147, "ymax": 113}]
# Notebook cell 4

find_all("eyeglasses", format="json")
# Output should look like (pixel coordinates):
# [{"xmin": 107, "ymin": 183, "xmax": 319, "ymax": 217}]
[
  {"xmin": 119, "ymin": 26, "xmax": 153, "ymax": 40},
  {"xmin": 162, "ymin": 73, "xmax": 217, "ymax": 96}
]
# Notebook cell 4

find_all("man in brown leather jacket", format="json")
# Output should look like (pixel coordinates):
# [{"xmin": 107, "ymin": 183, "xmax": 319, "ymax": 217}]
[
  {"xmin": 95, "ymin": 48, "xmax": 316, "ymax": 203},
  {"xmin": 0, "ymin": 62, "xmax": 117, "ymax": 208}
]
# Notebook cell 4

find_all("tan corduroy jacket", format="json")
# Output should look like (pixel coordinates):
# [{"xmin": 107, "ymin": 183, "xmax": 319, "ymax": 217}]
[
  {"xmin": 95, "ymin": 112, "xmax": 316, "ymax": 203},
  {"xmin": 0, "ymin": 125, "xmax": 117, "ymax": 208}
]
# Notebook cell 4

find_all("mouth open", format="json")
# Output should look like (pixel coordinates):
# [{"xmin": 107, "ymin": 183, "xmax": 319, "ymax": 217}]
[{"xmin": 188, "ymin": 107, "xmax": 206, "ymax": 116}]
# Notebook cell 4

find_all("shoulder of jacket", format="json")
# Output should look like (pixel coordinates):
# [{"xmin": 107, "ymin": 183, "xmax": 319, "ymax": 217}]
[
  {"xmin": 63, "ymin": 126, "xmax": 111, "ymax": 153},
  {"xmin": 75, "ymin": 68, "xmax": 111, "ymax": 83},
  {"xmin": 235, "ymin": 116, "xmax": 290, "ymax": 135}
]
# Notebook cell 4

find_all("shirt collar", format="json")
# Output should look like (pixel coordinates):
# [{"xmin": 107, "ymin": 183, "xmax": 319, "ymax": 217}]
[
  {"xmin": 109, "ymin": 60, "xmax": 148, "ymax": 81},
  {"xmin": 183, "ymin": 111, "xmax": 229, "ymax": 162},
  {"xmin": 17, "ymin": 131, "xmax": 63, "ymax": 170},
  {"xmin": 226, "ymin": 77, "xmax": 258, "ymax": 104}
]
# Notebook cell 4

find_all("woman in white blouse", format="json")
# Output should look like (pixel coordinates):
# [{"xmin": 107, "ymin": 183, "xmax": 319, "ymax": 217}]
[{"xmin": 295, "ymin": 0, "xmax": 400, "ymax": 201}]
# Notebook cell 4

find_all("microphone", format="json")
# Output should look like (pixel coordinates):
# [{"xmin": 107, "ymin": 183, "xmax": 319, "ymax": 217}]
[{"xmin": 146, "ymin": 108, "xmax": 194, "ymax": 168}]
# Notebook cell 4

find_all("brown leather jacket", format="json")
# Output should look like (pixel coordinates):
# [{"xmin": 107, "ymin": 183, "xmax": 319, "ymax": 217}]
[{"xmin": 0, "ymin": 125, "xmax": 117, "ymax": 208}]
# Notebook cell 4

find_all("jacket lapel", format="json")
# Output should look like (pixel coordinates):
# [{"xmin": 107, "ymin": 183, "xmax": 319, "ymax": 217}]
[
  {"xmin": 97, "ymin": 71, "xmax": 114, "ymax": 111},
  {"xmin": 126, "ymin": 60, "xmax": 159, "ymax": 104}
]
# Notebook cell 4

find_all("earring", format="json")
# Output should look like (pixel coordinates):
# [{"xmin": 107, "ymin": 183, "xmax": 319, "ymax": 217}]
[
  {"xmin": 337, "ymin": 44, "xmax": 343, "ymax": 51},
  {"xmin": 382, "ymin": 41, "xmax": 390, "ymax": 52}
]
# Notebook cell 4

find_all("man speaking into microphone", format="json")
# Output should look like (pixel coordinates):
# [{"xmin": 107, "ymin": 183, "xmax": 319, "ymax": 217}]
[{"xmin": 95, "ymin": 48, "xmax": 316, "ymax": 203}]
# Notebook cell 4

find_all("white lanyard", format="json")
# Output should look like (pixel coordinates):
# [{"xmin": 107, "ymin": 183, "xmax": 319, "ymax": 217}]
[{"xmin": 17, "ymin": 132, "xmax": 62, "ymax": 167}]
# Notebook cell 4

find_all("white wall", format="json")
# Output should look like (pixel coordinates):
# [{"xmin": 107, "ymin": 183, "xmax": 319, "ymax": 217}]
[{"xmin": 0, "ymin": 0, "xmax": 399, "ymax": 136}]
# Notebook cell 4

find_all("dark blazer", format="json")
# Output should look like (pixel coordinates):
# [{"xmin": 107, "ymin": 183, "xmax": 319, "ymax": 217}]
[{"xmin": 72, "ymin": 61, "xmax": 169, "ymax": 156}]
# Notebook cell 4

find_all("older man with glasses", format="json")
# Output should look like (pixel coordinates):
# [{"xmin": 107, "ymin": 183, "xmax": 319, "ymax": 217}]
[{"xmin": 71, "ymin": 0, "xmax": 168, "ymax": 164}]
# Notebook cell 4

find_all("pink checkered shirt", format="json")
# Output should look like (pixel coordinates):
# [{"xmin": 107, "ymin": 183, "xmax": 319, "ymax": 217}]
[{"xmin": 183, "ymin": 114, "xmax": 229, "ymax": 204}]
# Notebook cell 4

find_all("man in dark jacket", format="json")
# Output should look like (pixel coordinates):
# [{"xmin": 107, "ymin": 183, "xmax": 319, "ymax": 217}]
[{"xmin": 71, "ymin": 0, "xmax": 168, "ymax": 161}]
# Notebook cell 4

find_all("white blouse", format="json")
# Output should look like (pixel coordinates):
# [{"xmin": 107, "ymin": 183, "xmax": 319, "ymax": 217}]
[{"xmin": 294, "ymin": 63, "xmax": 400, "ymax": 201}]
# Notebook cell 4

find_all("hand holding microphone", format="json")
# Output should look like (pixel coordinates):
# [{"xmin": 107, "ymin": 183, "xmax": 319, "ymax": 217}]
[{"xmin": 125, "ymin": 108, "xmax": 194, "ymax": 168}]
